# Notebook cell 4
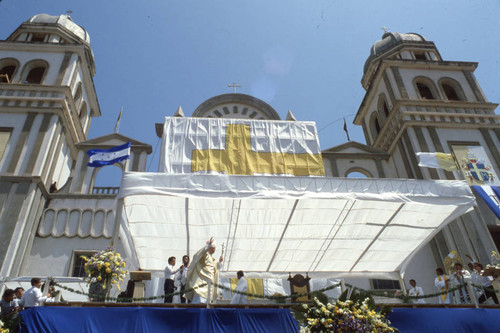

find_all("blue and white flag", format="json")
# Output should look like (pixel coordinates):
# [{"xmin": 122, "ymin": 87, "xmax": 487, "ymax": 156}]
[
  {"xmin": 472, "ymin": 185, "xmax": 500, "ymax": 220},
  {"xmin": 87, "ymin": 142, "xmax": 131, "ymax": 167}
]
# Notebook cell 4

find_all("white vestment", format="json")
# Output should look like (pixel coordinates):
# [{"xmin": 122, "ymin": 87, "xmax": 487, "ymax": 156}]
[
  {"xmin": 434, "ymin": 275, "xmax": 451, "ymax": 304},
  {"xmin": 230, "ymin": 277, "xmax": 248, "ymax": 304},
  {"xmin": 408, "ymin": 286, "xmax": 426, "ymax": 304},
  {"xmin": 185, "ymin": 244, "xmax": 220, "ymax": 302}
]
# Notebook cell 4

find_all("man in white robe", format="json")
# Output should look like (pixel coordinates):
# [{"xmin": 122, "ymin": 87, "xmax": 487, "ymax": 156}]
[
  {"xmin": 434, "ymin": 268, "xmax": 451, "ymax": 304},
  {"xmin": 230, "ymin": 271, "xmax": 248, "ymax": 304},
  {"xmin": 408, "ymin": 279, "xmax": 425, "ymax": 304},
  {"xmin": 185, "ymin": 237, "xmax": 222, "ymax": 304}
]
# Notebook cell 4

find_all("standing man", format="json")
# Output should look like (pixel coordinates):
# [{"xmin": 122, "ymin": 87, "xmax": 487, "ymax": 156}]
[
  {"xmin": 452, "ymin": 262, "xmax": 471, "ymax": 304},
  {"xmin": 408, "ymin": 279, "xmax": 425, "ymax": 304},
  {"xmin": 176, "ymin": 255, "xmax": 190, "ymax": 303},
  {"xmin": 230, "ymin": 271, "xmax": 248, "ymax": 305},
  {"xmin": 434, "ymin": 268, "xmax": 450, "ymax": 304},
  {"xmin": 19, "ymin": 278, "xmax": 51, "ymax": 308},
  {"xmin": 185, "ymin": 237, "xmax": 223, "ymax": 304},
  {"xmin": 164, "ymin": 257, "xmax": 181, "ymax": 303},
  {"xmin": 474, "ymin": 262, "xmax": 499, "ymax": 304}
]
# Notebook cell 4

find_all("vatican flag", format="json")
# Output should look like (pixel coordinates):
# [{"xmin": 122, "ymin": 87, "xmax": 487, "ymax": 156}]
[
  {"xmin": 416, "ymin": 152, "xmax": 457, "ymax": 171},
  {"xmin": 159, "ymin": 117, "xmax": 325, "ymax": 176}
]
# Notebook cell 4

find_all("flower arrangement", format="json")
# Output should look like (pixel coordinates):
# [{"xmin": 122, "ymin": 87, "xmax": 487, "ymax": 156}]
[
  {"xmin": 295, "ymin": 296, "xmax": 397, "ymax": 333},
  {"xmin": 81, "ymin": 247, "xmax": 128, "ymax": 291},
  {"xmin": 0, "ymin": 320, "xmax": 9, "ymax": 333}
]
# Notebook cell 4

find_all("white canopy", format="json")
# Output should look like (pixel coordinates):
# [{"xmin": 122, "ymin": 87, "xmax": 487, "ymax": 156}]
[{"xmin": 117, "ymin": 172, "xmax": 475, "ymax": 279}]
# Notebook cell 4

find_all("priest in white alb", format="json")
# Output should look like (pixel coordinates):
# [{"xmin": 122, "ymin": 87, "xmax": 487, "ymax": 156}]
[
  {"xmin": 185, "ymin": 237, "xmax": 222, "ymax": 304},
  {"xmin": 230, "ymin": 270, "xmax": 248, "ymax": 304}
]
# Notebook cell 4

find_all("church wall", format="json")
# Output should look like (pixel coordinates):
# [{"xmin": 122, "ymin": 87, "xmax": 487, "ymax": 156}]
[
  {"xmin": 0, "ymin": 113, "xmax": 27, "ymax": 172},
  {"xmin": 389, "ymin": 144, "xmax": 411, "ymax": 179},
  {"xmin": 13, "ymin": 113, "xmax": 44, "ymax": 174},
  {"xmin": 402, "ymin": 242, "xmax": 441, "ymax": 303},
  {"xmin": 23, "ymin": 237, "xmax": 128, "ymax": 282},
  {"xmin": 51, "ymin": 139, "xmax": 73, "ymax": 189}
]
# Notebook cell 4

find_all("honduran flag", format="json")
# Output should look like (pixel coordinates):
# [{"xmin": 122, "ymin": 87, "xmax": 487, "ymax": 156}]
[
  {"xmin": 87, "ymin": 142, "xmax": 131, "ymax": 167},
  {"xmin": 472, "ymin": 185, "xmax": 500, "ymax": 220}
]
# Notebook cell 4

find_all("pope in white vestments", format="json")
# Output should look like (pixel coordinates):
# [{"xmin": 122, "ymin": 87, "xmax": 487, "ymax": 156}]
[
  {"xmin": 230, "ymin": 271, "xmax": 248, "ymax": 304},
  {"xmin": 185, "ymin": 237, "xmax": 222, "ymax": 303}
]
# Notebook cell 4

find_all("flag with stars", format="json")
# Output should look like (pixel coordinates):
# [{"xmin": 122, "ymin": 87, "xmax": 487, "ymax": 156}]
[{"xmin": 87, "ymin": 142, "xmax": 131, "ymax": 167}]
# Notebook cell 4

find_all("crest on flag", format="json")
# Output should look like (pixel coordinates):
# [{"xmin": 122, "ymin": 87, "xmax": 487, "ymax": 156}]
[{"xmin": 452, "ymin": 145, "xmax": 499, "ymax": 186}]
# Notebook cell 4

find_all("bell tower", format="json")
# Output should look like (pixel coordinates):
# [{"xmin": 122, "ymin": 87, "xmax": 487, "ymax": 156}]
[
  {"xmin": 355, "ymin": 31, "xmax": 499, "ymax": 266},
  {"xmin": 0, "ymin": 14, "xmax": 100, "ymax": 277}
]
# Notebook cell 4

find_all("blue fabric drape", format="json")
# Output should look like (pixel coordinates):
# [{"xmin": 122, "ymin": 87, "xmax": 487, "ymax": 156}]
[
  {"xmin": 20, "ymin": 307, "xmax": 299, "ymax": 333},
  {"xmin": 20, "ymin": 306, "xmax": 500, "ymax": 332},
  {"xmin": 388, "ymin": 308, "xmax": 500, "ymax": 333}
]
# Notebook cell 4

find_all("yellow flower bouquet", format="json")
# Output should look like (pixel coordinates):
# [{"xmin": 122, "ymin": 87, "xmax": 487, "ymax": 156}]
[{"xmin": 81, "ymin": 247, "xmax": 128, "ymax": 293}]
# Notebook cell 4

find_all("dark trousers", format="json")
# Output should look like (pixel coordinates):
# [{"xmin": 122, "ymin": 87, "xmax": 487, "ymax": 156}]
[
  {"xmin": 180, "ymin": 284, "xmax": 190, "ymax": 303},
  {"xmin": 479, "ymin": 287, "xmax": 499, "ymax": 304},
  {"xmin": 164, "ymin": 279, "xmax": 174, "ymax": 303}
]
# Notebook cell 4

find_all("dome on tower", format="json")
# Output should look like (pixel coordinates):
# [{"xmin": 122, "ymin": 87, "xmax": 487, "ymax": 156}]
[
  {"xmin": 363, "ymin": 32, "xmax": 426, "ymax": 73},
  {"xmin": 26, "ymin": 14, "xmax": 90, "ymax": 44}
]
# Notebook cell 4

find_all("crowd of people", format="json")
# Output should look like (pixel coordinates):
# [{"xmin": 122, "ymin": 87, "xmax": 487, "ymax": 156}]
[{"xmin": 408, "ymin": 261, "xmax": 500, "ymax": 305}]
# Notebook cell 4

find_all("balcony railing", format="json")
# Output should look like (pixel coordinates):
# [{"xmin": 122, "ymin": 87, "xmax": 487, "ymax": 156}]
[{"xmin": 92, "ymin": 187, "xmax": 120, "ymax": 195}]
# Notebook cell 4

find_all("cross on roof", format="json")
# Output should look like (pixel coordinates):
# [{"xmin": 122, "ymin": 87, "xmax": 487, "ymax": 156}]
[{"xmin": 227, "ymin": 82, "xmax": 241, "ymax": 93}]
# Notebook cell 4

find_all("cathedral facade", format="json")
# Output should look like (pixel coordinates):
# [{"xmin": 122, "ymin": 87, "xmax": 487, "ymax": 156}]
[{"xmin": 0, "ymin": 15, "xmax": 498, "ymax": 299}]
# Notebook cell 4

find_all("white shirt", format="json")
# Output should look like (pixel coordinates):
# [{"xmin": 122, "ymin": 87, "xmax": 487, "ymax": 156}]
[
  {"xmin": 19, "ymin": 286, "xmax": 47, "ymax": 307},
  {"xmin": 230, "ymin": 276, "xmax": 248, "ymax": 304},
  {"xmin": 476, "ymin": 270, "xmax": 494, "ymax": 287},
  {"xmin": 175, "ymin": 265, "xmax": 189, "ymax": 287},
  {"xmin": 408, "ymin": 286, "xmax": 426, "ymax": 304},
  {"xmin": 164, "ymin": 264, "xmax": 180, "ymax": 280}
]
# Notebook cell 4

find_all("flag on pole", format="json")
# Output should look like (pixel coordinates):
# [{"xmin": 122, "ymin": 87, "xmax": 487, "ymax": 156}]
[
  {"xmin": 416, "ymin": 152, "xmax": 457, "ymax": 171},
  {"xmin": 87, "ymin": 142, "xmax": 131, "ymax": 167},
  {"xmin": 343, "ymin": 118, "xmax": 350, "ymax": 141},
  {"xmin": 114, "ymin": 107, "xmax": 123, "ymax": 133}
]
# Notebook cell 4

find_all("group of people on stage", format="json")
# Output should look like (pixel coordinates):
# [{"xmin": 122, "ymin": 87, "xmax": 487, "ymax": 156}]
[
  {"xmin": 164, "ymin": 237, "xmax": 248, "ymax": 305},
  {"xmin": 0, "ymin": 277, "xmax": 58, "ymax": 323},
  {"xmin": 433, "ymin": 262, "xmax": 499, "ymax": 305}
]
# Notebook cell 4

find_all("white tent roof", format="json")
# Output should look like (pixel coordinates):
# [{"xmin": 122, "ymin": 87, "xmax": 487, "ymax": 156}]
[{"xmin": 118, "ymin": 172, "xmax": 475, "ymax": 278}]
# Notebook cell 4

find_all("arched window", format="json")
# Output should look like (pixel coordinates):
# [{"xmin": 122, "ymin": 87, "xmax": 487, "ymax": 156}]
[
  {"xmin": 79, "ymin": 101, "xmax": 88, "ymax": 123},
  {"xmin": 414, "ymin": 77, "xmax": 438, "ymax": 100},
  {"xmin": 378, "ymin": 94, "xmax": 390, "ymax": 119},
  {"xmin": 25, "ymin": 67, "xmax": 45, "ymax": 84},
  {"xmin": 21, "ymin": 60, "xmax": 48, "ymax": 84},
  {"xmin": 91, "ymin": 164, "xmax": 123, "ymax": 194},
  {"xmin": 345, "ymin": 168, "xmax": 372, "ymax": 178},
  {"xmin": 439, "ymin": 78, "xmax": 465, "ymax": 101},
  {"xmin": 74, "ymin": 82, "xmax": 83, "ymax": 108},
  {"xmin": 369, "ymin": 112, "xmax": 382, "ymax": 141},
  {"xmin": 416, "ymin": 82, "xmax": 434, "ymax": 99},
  {"xmin": 0, "ymin": 58, "xmax": 19, "ymax": 83}
]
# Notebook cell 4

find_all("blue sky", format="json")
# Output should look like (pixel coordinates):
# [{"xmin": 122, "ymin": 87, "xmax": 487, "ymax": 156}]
[{"xmin": 1, "ymin": 1, "xmax": 500, "ymax": 183}]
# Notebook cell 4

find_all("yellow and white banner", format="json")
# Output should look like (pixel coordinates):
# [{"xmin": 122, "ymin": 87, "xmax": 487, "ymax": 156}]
[
  {"xmin": 159, "ymin": 117, "xmax": 325, "ymax": 176},
  {"xmin": 416, "ymin": 152, "xmax": 457, "ymax": 171}
]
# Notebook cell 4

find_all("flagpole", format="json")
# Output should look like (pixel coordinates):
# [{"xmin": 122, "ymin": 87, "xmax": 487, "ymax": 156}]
[{"xmin": 114, "ymin": 106, "xmax": 123, "ymax": 133}]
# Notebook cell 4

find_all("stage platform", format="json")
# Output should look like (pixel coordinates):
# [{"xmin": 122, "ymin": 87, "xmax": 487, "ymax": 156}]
[{"xmin": 18, "ymin": 303, "xmax": 500, "ymax": 332}]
